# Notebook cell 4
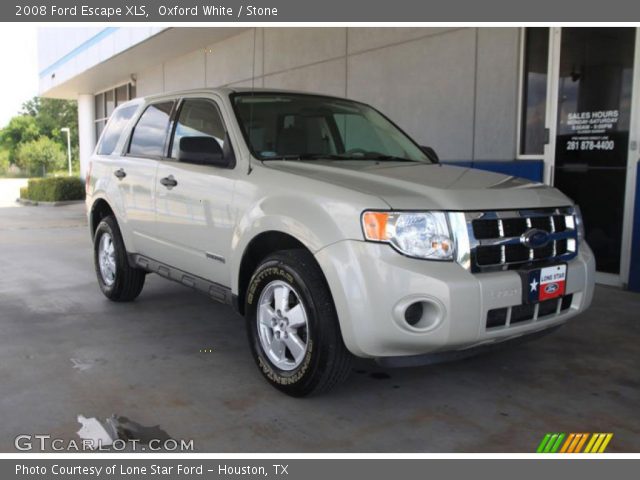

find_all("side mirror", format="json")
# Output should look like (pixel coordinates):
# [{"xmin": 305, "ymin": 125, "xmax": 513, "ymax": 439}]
[
  {"xmin": 421, "ymin": 145, "xmax": 440, "ymax": 164},
  {"xmin": 178, "ymin": 136, "xmax": 226, "ymax": 166}
]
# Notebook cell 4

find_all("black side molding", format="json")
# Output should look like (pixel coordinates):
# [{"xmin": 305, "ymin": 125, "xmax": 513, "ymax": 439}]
[{"xmin": 128, "ymin": 253, "xmax": 234, "ymax": 307}]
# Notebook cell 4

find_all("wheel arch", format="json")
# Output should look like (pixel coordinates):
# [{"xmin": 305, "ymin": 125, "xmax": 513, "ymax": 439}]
[
  {"xmin": 89, "ymin": 198, "xmax": 116, "ymax": 238},
  {"xmin": 235, "ymin": 230, "xmax": 316, "ymax": 315}
]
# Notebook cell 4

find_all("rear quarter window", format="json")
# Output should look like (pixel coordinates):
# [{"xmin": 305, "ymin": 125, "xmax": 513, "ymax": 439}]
[{"xmin": 96, "ymin": 105, "xmax": 139, "ymax": 156}]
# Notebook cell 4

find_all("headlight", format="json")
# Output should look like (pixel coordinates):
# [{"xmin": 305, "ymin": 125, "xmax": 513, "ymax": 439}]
[
  {"xmin": 362, "ymin": 211, "xmax": 454, "ymax": 260},
  {"xmin": 573, "ymin": 205, "xmax": 586, "ymax": 242}
]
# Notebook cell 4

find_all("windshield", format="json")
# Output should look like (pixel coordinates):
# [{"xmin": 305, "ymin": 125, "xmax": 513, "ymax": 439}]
[{"xmin": 232, "ymin": 93, "xmax": 431, "ymax": 162}]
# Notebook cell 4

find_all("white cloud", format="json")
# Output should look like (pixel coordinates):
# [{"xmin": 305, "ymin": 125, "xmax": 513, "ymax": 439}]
[{"xmin": 0, "ymin": 25, "xmax": 38, "ymax": 128}]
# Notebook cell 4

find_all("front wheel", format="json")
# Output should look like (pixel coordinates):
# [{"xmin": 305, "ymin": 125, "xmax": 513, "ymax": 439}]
[
  {"xmin": 93, "ymin": 215, "xmax": 146, "ymax": 302},
  {"xmin": 245, "ymin": 250, "xmax": 353, "ymax": 397}
]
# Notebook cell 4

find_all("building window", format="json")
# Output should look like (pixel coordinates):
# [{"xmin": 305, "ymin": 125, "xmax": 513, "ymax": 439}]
[
  {"xmin": 519, "ymin": 28, "xmax": 549, "ymax": 156},
  {"xmin": 94, "ymin": 83, "xmax": 136, "ymax": 142}
]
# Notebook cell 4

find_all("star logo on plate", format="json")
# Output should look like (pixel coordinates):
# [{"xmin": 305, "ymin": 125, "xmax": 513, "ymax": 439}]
[{"xmin": 530, "ymin": 278, "xmax": 539, "ymax": 292}]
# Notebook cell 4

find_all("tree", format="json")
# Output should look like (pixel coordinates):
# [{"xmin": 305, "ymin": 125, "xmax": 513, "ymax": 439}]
[
  {"xmin": 0, "ymin": 96, "xmax": 79, "ymax": 175},
  {"xmin": 21, "ymin": 97, "xmax": 78, "ymax": 151},
  {"xmin": 0, "ymin": 149, "xmax": 10, "ymax": 175},
  {"xmin": 15, "ymin": 137, "xmax": 66, "ymax": 176},
  {"xmin": 0, "ymin": 115, "xmax": 40, "ymax": 163}
]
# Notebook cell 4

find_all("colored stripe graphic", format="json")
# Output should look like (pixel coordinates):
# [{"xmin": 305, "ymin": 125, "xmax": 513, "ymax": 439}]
[
  {"xmin": 584, "ymin": 434, "xmax": 599, "ymax": 453},
  {"xmin": 549, "ymin": 433, "xmax": 565, "ymax": 453},
  {"xmin": 559, "ymin": 433, "xmax": 575, "ymax": 453},
  {"xmin": 563, "ymin": 433, "xmax": 588, "ymax": 453},
  {"xmin": 537, "ymin": 433, "xmax": 613, "ymax": 453},
  {"xmin": 574, "ymin": 433, "xmax": 590, "ymax": 452},
  {"xmin": 584, "ymin": 433, "xmax": 614, "ymax": 453},
  {"xmin": 537, "ymin": 433, "xmax": 565, "ymax": 453},
  {"xmin": 536, "ymin": 434, "xmax": 552, "ymax": 453}
]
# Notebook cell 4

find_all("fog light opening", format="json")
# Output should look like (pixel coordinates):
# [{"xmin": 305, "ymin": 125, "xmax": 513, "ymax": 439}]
[
  {"xmin": 400, "ymin": 300, "xmax": 442, "ymax": 330},
  {"xmin": 404, "ymin": 302, "xmax": 423, "ymax": 326}
]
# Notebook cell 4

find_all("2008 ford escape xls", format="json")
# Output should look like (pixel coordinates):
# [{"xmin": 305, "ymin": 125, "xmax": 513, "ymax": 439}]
[{"xmin": 86, "ymin": 88, "xmax": 595, "ymax": 396}]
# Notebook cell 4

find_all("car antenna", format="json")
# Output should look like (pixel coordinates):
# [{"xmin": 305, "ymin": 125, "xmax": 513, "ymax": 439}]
[{"xmin": 247, "ymin": 28, "xmax": 257, "ymax": 175}]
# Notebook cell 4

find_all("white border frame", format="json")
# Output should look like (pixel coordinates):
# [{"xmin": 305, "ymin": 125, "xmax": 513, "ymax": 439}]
[{"xmin": 2, "ymin": 21, "xmax": 638, "ymax": 461}]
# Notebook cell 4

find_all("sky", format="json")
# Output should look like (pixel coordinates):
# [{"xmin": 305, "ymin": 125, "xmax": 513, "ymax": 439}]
[{"xmin": 0, "ymin": 25, "xmax": 39, "ymax": 129}]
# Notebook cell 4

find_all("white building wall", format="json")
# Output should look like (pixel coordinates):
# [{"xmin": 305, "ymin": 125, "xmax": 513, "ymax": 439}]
[
  {"xmin": 134, "ymin": 27, "xmax": 521, "ymax": 161},
  {"xmin": 38, "ymin": 27, "xmax": 521, "ymax": 163},
  {"xmin": 348, "ymin": 28, "xmax": 477, "ymax": 161},
  {"xmin": 164, "ymin": 50, "xmax": 207, "ymax": 92},
  {"xmin": 205, "ymin": 29, "xmax": 264, "ymax": 87},
  {"xmin": 474, "ymin": 28, "xmax": 521, "ymax": 160}
]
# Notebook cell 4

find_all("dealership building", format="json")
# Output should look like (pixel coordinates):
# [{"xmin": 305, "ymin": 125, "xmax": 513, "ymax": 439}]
[{"xmin": 37, "ymin": 27, "xmax": 640, "ymax": 291}]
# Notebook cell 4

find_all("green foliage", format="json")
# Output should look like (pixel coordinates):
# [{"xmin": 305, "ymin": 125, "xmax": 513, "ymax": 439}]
[
  {"xmin": 15, "ymin": 137, "xmax": 67, "ymax": 176},
  {"xmin": 0, "ymin": 116, "xmax": 40, "ymax": 162},
  {"xmin": 0, "ymin": 149, "xmax": 10, "ymax": 175},
  {"xmin": 0, "ymin": 96, "xmax": 78, "ymax": 171},
  {"xmin": 20, "ymin": 176, "xmax": 85, "ymax": 202},
  {"xmin": 21, "ymin": 97, "xmax": 79, "ymax": 150}
]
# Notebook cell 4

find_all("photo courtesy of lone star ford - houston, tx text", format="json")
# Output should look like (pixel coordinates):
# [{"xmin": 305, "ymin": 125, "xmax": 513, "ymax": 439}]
[{"xmin": 0, "ymin": 0, "xmax": 639, "ymax": 479}]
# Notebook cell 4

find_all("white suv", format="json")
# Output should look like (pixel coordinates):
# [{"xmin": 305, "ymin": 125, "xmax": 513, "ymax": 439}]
[{"xmin": 86, "ymin": 88, "xmax": 595, "ymax": 396}]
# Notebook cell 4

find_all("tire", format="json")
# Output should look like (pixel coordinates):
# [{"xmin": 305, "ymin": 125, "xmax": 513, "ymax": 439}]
[
  {"xmin": 245, "ymin": 249, "xmax": 353, "ymax": 397},
  {"xmin": 93, "ymin": 215, "xmax": 145, "ymax": 302}
]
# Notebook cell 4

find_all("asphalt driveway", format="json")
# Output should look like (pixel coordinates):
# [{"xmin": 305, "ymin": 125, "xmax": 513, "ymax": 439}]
[{"xmin": 0, "ymin": 204, "xmax": 638, "ymax": 452}]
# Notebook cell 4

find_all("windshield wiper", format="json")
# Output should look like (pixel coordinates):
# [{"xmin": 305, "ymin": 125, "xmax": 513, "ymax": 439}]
[{"xmin": 358, "ymin": 154, "xmax": 418, "ymax": 162}]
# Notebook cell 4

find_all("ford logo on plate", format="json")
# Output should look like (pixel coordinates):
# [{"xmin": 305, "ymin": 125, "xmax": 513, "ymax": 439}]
[
  {"xmin": 544, "ymin": 283, "xmax": 559, "ymax": 294},
  {"xmin": 521, "ymin": 228, "xmax": 550, "ymax": 249}
]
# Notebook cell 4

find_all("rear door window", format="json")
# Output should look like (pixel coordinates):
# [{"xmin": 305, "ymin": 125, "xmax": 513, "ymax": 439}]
[
  {"xmin": 97, "ymin": 104, "xmax": 138, "ymax": 156},
  {"xmin": 128, "ymin": 101, "xmax": 174, "ymax": 157},
  {"xmin": 170, "ymin": 99, "xmax": 226, "ymax": 159}
]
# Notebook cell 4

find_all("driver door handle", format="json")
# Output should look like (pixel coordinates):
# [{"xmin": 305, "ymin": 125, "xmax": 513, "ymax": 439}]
[
  {"xmin": 160, "ymin": 175, "xmax": 178, "ymax": 189},
  {"xmin": 114, "ymin": 168, "xmax": 126, "ymax": 180}
]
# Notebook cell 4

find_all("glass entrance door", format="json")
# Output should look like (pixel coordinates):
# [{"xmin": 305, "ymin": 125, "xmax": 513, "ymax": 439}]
[{"xmin": 551, "ymin": 28, "xmax": 637, "ymax": 279}]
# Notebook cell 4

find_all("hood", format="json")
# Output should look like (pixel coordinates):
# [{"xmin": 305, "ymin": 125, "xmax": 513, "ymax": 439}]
[{"xmin": 263, "ymin": 160, "xmax": 571, "ymax": 210}]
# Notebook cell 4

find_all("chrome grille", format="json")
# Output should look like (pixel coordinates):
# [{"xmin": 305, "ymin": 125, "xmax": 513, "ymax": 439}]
[{"xmin": 465, "ymin": 207, "xmax": 578, "ymax": 273}]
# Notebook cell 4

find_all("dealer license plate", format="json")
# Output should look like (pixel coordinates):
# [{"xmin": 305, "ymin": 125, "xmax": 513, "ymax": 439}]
[{"xmin": 522, "ymin": 264, "xmax": 567, "ymax": 303}]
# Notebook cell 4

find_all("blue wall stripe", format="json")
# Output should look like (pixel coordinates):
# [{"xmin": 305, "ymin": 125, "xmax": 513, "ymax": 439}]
[
  {"xmin": 39, "ymin": 27, "xmax": 119, "ymax": 78},
  {"xmin": 443, "ymin": 160, "xmax": 544, "ymax": 183},
  {"xmin": 629, "ymin": 162, "xmax": 640, "ymax": 292}
]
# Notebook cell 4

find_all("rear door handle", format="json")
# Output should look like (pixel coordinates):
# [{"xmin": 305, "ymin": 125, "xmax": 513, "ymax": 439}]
[
  {"xmin": 114, "ymin": 168, "xmax": 126, "ymax": 180},
  {"xmin": 160, "ymin": 175, "xmax": 178, "ymax": 189}
]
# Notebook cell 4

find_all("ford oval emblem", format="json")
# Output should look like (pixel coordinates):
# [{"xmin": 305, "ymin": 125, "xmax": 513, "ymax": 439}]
[
  {"xmin": 521, "ymin": 228, "xmax": 550, "ymax": 249},
  {"xmin": 544, "ymin": 283, "xmax": 559, "ymax": 294}
]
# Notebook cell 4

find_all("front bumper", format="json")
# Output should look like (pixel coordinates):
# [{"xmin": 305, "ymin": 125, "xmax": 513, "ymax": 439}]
[{"xmin": 314, "ymin": 240, "xmax": 595, "ymax": 359}]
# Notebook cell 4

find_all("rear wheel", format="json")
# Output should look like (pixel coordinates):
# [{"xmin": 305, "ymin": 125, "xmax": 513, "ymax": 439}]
[
  {"xmin": 93, "ymin": 215, "xmax": 145, "ymax": 302},
  {"xmin": 245, "ymin": 249, "xmax": 353, "ymax": 396}
]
